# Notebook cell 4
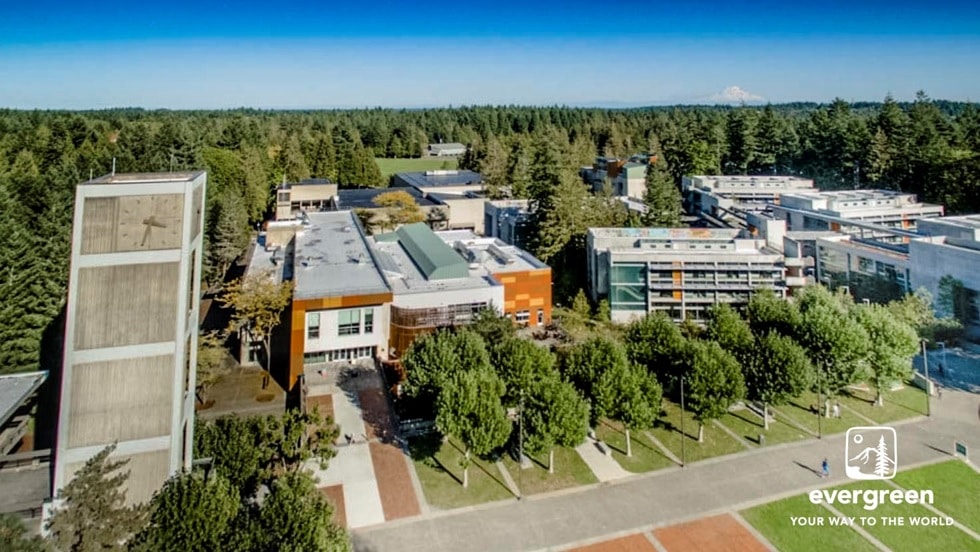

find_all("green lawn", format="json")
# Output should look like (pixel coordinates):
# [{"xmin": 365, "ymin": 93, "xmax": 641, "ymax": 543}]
[
  {"xmin": 741, "ymin": 495, "xmax": 878, "ymax": 552},
  {"xmin": 647, "ymin": 401, "xmax": 746, "ymax": 464},
  {"xmin": 719, "ymin": 409, "xmax": 810, "ymax": 447},
  {"xmin": 841, "ymin": 384, "xmax": 929, "ymax": 424},
  {"xmin": 893, "ymin": 460, "xmax": 980, "ymax": 534},
  {"xmin": 595, "ymin": 419, "xmax": 676, "ymax": 473},
  {"xmin": 499, "ymin": 446, "xmax": 598, "ymax": 496},
  {"xmin": 375, "ymin": 157, "xmax": 457, "ymax": 178},
  {"xmin": 408, "ymin": 434, "xmax": 513, "ymax": 510},
  {"xmin": 830, "ymin": 480, "xmax": 978, "ymax": 552},
  {"xmin": 774, "ymin": 392, "xmax": 867, "ymax": 437}
]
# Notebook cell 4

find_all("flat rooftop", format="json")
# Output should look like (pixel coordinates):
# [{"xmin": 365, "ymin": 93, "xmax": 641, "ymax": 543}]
[
  {"xmin": 819, "ymin": 235, "xmax": 910, "ymax": 261},
  {"xmin": 86, "ymin": 171, "xmax": 205, "ymax": 185},
  {"xmin": 435, "ymin": 231, "xmax": 548, "ymax": 273},
  {"xmin": 292, "ymin": 212, "xmax": 390, "ymax": 299},
  {"xmin": 925, "ymin": 214, "xmax": 980, "ymax": 230},
  {"xmin": 334, "ymin": 187, "xmax": 439, "ymax": 210},
  {"xmin": 0, "ymin": 372, "xmax": 46, "ymax": 427},
  {"xmin": 371, "ymin": 232, "xmax": 498, "ymax": 296},
  {"xmin": 394, "ymin": 170, "xmax": 483, "ymax": 189},
  {"xmin": 590, "ymin": 227, "xmax": 743, "ymax": 240},
  {"xmin": 784, "ymin": 189, "xmax": 914, "ymax": 201},
  {"xmin": 282, "ymin": 178, "xmax": 335, "ymax": 188}
]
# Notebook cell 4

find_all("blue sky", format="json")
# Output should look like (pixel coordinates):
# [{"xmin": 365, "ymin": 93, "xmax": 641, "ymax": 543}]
[{"xmin": 1, "ymin": 0, "xmax": 979, "ymax": 109}]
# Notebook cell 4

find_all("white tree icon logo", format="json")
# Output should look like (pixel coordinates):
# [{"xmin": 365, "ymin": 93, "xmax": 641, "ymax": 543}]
[{"xmin": 845, "ymin": 427, "xmax": 898, "ymax": 480}]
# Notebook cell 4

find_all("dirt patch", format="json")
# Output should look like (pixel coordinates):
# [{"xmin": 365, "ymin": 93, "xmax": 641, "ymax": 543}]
[
  {"xmin": 654, "ymin": 514, "xmax": 768, "ymax": 552},
  {"xmin": 369, "ymin": 441, "xmax": 421, "ymax": 521},
  {"xmin": 306, "ymin": 394, "xmax": 334, "ymax": 420},
  {"xmin": 570, "ymin": 534, "xmax": 656, "ymax": 552},
  {"xmin": 319, "ymin": 484, "xmax": 346, "ymax": 527},
  {"xmin": 358, "ymin": 389, "xmax": 395, "ymax": 441}
]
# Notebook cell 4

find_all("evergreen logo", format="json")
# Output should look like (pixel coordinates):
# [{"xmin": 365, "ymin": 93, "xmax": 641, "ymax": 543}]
[{"xmin": 846, "ymin": 426, "xmax": 897, "ymax": 480}]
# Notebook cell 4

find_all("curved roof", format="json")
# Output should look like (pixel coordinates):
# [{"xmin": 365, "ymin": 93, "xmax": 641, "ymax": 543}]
[{"xmin": 395, "ymin": 223, "xmax": 468, "ymax": 280}]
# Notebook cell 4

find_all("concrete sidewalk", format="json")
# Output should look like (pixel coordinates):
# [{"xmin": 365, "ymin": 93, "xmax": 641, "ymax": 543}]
[{"xmin": 353, "ymin": 389, "xmax": 980, "ymax": 552}]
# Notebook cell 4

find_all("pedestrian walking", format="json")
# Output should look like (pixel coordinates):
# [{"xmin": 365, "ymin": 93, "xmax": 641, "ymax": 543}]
[
  {"xmin": 821, "ymin": 458, "xmax": 830, "ymax": 478},
  {"xmin": 832, "ymin": 402, "xmax": 841, "ymax": 419}
]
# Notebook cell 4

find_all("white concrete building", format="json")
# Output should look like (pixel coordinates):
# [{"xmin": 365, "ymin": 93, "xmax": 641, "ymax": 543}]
[
  {"xmin": 683, "ymin": 175, "xmax": 816, "ymax": 220},
  {"xmin": 772, "ymin": 189, "xmax": 944, "ymax": 236},
  {"xmin": 55, "ymin": 171, "xmax": 206, "ymax": 505},
  {"xmin": 428, "ymin": 143, "xmax": 467, "ymax": 156},
  {"xmin": 587, "ymin": 227, "xmax": 788, "ymax": 324}
]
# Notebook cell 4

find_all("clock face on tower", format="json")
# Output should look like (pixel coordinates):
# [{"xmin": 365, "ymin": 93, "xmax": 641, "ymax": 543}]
[{"xmin": 115, "ymin": 194, "xmax": 184, "ymax": 251}]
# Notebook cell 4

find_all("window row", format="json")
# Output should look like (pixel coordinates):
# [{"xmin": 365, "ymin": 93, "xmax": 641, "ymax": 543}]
[
  {"xmin": 303, "ymin": 346, "xmax": 376, "ymax": 364},
  {"xmin": 307, "ymin": 308, "xmax": 375, "ymax": 339}
]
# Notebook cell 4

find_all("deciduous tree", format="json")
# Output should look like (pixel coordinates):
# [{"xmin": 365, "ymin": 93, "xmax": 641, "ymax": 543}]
[
  {"xmin": 372, "ymin": 190, "xmax": 425, "ymax": 231},
  {"xmin": 131, "ymin": 472, "xmax": 239, "ymax": 552},
  {"xmin": 523, "ymin": 378, "xmax": 590, "ymax": 473},
  {"xmin": 854, "ymin": 304, "xmax": 919, "ymax": 406},
  {"xmin": 219, "ymin": 272, "xmax": 294, "ymax": 389},
  {"xmin": 435, "ymin": 366, "xmax": 510, "ymax": 488},
  {"xmin": 744, "ymin": 332, "xmax": 813, "ymax": 429},
  {"xmin": 680, "ymin": 341, "xmax": 746, "ymax": 442},
  {"xmin": 594, "ymin": 362, "xmax": 661, "ymax": 456}
]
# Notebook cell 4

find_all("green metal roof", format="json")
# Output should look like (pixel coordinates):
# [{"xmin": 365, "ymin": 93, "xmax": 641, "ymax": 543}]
[{"xmin": 395, "ymin": 223, "xmax": 469, "ymax": 280}]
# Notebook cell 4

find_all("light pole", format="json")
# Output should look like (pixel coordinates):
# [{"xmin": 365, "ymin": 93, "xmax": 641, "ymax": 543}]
[
  {"xmin": 937, "ymin": 341, "xmax": 947, "ymax": 376},
  {"xmin": 922, "ymin": 340, "xmax": 931, "ymax": 417},
  {"xmin": 518, "ymin": 389, "xmax": 524, "ymax": 500},
  {"xmin": 680, "ymin": 376, "xmax": 686, "ymax": 468},
  {"xmin": 816, "ymin": 369, "xmax": 822, "ymax": 439}
]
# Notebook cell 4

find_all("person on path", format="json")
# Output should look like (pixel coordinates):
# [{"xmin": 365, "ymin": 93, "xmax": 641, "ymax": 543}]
[
  {"xmin": 821, "ymin": 458, "xmax": 830, "ymax": 478},
  {"xmin": 832, "ymin": 402, "xmax": 841, "ymax": 419}
]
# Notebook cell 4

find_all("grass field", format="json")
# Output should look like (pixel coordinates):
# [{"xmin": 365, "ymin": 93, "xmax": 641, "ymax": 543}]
[
  {"xmin": 841, "ymin": 384, "xmax": 929, "ymax": 424},
  {"xmin": 741, "ymin": 495, "xmax": 879, "ymax": 552},
  {"xmin": 375, "ymin": 157, "xmax": 457, "ymax": 178},
  {"xmin": 499, "ymin": 447, "xmax": 598, "ymax": 496},
  {"xmin": 893, "ymin": 460, "xmax": 980, "ymax": 534},
  {"xmin": 718, "ymin": 409, "xmax": 811, "ymax": 447},
  {"xmin": 595, "ymin": 418, "xmax": 676, "ymax": 473},
  {"xmin": 829, "ymin": 479, "xmax": 978, "ymax": 551},
  {"xmin": 408, "ymin": 434, "xmax": 512, "ymax": 510},
  {"xmin": 774, "ymin": 392, "xmax": 868, "ymax": 437},
  {"xmin": 648, "ymin": 401, "xmax": 747, "ymax": 464},
  {"xmin": 744, "ymin": 461, "xmax": 980, "ymax": 552}
]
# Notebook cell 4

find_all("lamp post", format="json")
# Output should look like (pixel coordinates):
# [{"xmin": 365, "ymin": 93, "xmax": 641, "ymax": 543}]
[
  {"xmin": 937, "ymin": 341, "xmax": 947, "ymax": 376},
  {"xmin": 518, "ymin": 389, "xmax": 524, "ymax": 500},
  {"xmin": 680, "ymin": 376, "xmax": 686, "ymax": 468},
  {"xmin": 816, "ymin": 369, "xmax": 822, "ymax": 439},
  {"xmin": 922, "ymin": 340, "xmax": 931, "ymax": 417}
]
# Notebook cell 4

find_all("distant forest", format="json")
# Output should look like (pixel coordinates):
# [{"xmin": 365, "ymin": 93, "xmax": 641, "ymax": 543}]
[{"xmin": 1, "ymin": 93, "xmax": 979, "ymax": 374}]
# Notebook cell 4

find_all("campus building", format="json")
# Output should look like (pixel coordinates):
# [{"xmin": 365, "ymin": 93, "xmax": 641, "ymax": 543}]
[
  {"xmin": 815, "ymin": 235, "xmax": 913, "ymax": 303},
  {"xmin": 586, "ymin": 227, "xmax": 788, "ymax": 324},
  {"xmin": 910, "ymin": 216, "xmax": 980, "ymax": 328},
  {"xmin": 771, "ymin": 190, "xmax": 944, "ymax": 237},
  {"xmin": 280, "ymin": 211, "xmax": 551, "ymax": 390},
  {"xmin": 581, "ymin": 155, "xmax": 651, "ymax": 199},
  {"xmin": 427, "ymin": 143, "xmax": 467, "ymax": 157},
  {"xmin": 275, "ymin": 179, "xmax": 339, "ymax": 221},
  {"xmin": 392, "ymin": 170, "xmax": 487, "ymax": 233},
  {"xmin": 682, "ymin": 175, "xmax": 816, "ymax": 220},
  {"xmin": 55, "ymin": 171, "xmax": 206, "ymax": 505},
  {"xmin": 332, "ymin": 187, "xmax": 448, "ymax": 231},
  {"xmin": 484, "ymin": 199, "xmax": 533, "ymax": 249}
]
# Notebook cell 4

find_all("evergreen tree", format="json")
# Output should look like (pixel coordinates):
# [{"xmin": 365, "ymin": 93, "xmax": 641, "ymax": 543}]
[
  {"xmin": 46, "ymin": 444, "xmax": 149, "ymax": 551},
  {"xmin": 641, "ymin": 154, "xmax": 682, "ymax": 227}
]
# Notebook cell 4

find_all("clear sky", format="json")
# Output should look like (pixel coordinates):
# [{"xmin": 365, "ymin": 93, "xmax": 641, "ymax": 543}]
[{"xmin": 1, "ymin": 0, "xmax": 979, "ymax": 109}]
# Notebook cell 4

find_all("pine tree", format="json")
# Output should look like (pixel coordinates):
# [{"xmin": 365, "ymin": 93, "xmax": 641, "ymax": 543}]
[
  {"xmin": 46, "ymin": 444, "xmax": 149, "ymax": 551},
  {"xmin": 641, "ymin": 155, "xmax": 682, "ymax": 227}
]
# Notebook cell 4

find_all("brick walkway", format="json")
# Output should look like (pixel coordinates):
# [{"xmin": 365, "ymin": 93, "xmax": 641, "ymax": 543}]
[
  {"xmin": 369, "ymin": 442, "xmax": 422, "ymax": 521},
  {"xmin": 654, "ymin": 514, "xmax": 768, "ymax": 552},
  {"xmin": 571, "ymin": 534, "xmax": 657, "ymax": 552},
  {"xmin": 320, "ymin": 485, "xmax": 346, "ymax": 528}
]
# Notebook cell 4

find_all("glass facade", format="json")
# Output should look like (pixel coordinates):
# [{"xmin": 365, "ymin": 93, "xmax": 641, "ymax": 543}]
[{"xmin": 610, "ymin": 262, "xmax": 647, "ymax": 311}]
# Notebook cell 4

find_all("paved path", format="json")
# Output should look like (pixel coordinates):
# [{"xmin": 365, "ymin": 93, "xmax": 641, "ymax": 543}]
[
  {"xmin": 575, "ymin": 438, "xmax": 630, "ymax": 482},
  {"xmin": 353, "ymin": 388, "xmax": 980, "ymax": 552}
]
